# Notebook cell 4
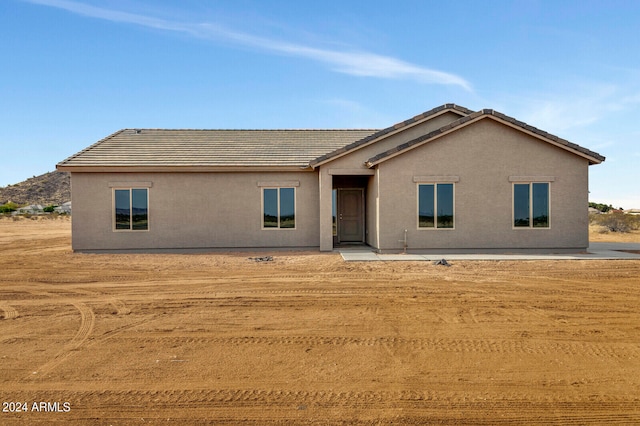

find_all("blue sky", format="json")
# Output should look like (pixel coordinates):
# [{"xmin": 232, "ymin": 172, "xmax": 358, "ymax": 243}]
[{"xmin": 2, "ymin": 0, "xmax": 639, "ymax": 208}]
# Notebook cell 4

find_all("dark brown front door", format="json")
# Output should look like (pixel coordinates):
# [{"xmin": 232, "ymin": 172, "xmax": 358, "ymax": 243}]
[{"xmin": 338, "ymin": 188, "xmax": 364, "ymax": 243}]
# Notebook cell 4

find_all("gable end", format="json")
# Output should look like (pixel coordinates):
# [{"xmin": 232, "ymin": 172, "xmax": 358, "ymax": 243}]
[{"xmin": 366, "ymin": 109, "xmax": 605, "ymax": 167}]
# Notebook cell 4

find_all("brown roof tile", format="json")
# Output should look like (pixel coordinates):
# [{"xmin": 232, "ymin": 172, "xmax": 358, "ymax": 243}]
[
  {"xmin": 57, "ymin": 105, "xmax": 605, "ymax": 171},
  {"xmin": 57, "ymin": 129, "xmax": 377, "ymax": 169}
]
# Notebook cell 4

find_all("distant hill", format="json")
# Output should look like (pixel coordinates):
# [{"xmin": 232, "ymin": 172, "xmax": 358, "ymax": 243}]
[{"xmin": 0, "ymin": 171, "xmax": 70, "ymax": 206}]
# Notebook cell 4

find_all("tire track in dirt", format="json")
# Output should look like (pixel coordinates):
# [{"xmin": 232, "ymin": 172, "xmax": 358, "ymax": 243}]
[
  {"xmin": 4, "ymin": 389, "xmax": 638, "ymax": 424},
  {"xmin": 108, "ymin": 288, "xmax": 425, "ymax": 305},
  {"xmin": 107, "ymin": 274, "xmax": 403, "ymax": 295},
  {"xmin": 160, "ymin": 286, "xmax": 441, "ymax": 300},
  {"xmin": 67, "ymin": 302, "xmax": 95, "ymax": 348},
  {"xmin": 0, "ymin": 302, "xmax": 19, "ymax": 319},
  {"xmin": 216, "ymin": 273, "xmax": 403, "ymax": 281},
  {"xmin": 100, "ymin": 335, "xmax": 640, "ymax": 359},
  {"xmin": 17, "ymin": 388, "xmax": 640, "ymax": 410},
  {"xmin": 435, "ymin": 308, "xmax": 480, "ymax": 324},
  {"xmin": 76, "ymin": 315, "xmax": 159, "ymax": 351},
  {"xmin": 110, "ymin": 298, "xmax": 131, "ymax": 315},
  {"xmin": 36, "ymin": 287, "xmax": 102, "ymax": 298},
  {"xmin": 28, "ymin": 301, "xmax": 95, "ymax": 378},
  {"xmin": 14, "ymin": 276, "xmax": 135, "ymax": 284},
  {"xmin": 96, "ymin": 318, "xmax": 155, "ymax": 339}
]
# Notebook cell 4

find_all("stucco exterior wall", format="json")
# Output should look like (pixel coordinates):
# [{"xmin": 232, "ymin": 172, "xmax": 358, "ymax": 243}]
[
  {"xmin": 318, "ymin": 168, "xmax": 333, "ymax": 251},
  {"xmin": 317, "ymin": 111, "xmax": 463, "ymax": 250},
  {"xmin": 366, "ymin": 170, "xmax": 379, "ymax": 247},
  {"xmin": 375, "ymin": 119, "xmax": 590, "ymax": 251},
  {"xmin": 70, "ymin": 171, "xmax": 320, "ymax": 251}
]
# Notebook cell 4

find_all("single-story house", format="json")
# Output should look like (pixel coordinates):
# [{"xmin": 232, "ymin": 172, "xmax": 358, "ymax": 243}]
[
  {"xmin": 13, "ymin": 204, "xmax": 44, "ymax": 215},
  {"xmin": 54, "ymin": 201, "xmax": 72, "ymax": 215},
  {"xmin": 56, "ymin": 104, "xmax": 605, "ymax": 253}
]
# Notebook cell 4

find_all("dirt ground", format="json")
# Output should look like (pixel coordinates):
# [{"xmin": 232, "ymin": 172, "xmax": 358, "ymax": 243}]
[{"xmin": 1, "ymin": 217, "xmax": 639, "ymax": 425}]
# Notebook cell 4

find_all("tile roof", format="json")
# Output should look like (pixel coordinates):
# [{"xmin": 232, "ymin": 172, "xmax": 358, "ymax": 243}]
[
  {"xmin": 309, "ymin": 103, "xmax": 473, "ymax": 167},
  {"xmin": 365, "ymin": 109, "xmax": 606, "ymax": 166},
  {"xmin": 57, "ymin": 129, "xmax": 378, "ymax": 169},
  {"xmin": 57, "ymin": 105, "xmax": 605, "ymax": 171}
]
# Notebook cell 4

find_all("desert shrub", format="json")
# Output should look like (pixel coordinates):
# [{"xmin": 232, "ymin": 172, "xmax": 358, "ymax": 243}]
[
  {"xmin": 589, "ymin": 202, "xmax": 616, "ymax": 213},
  {"xmin": 0, "ymin": 202, "xmax": 18, "ymax": 213},
  {"xmin": 593, "ymin": 212, "xmax": 640, "ymax": 233},
  {"xmin": 43, "ymin": 205, "xmax": 56, "ymax": 213}
]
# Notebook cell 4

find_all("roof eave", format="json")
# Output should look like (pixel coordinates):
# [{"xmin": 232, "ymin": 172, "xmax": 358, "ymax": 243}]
[{"xmin": 55, "ymin": 165, "xmax": 314, "ymax": 173}]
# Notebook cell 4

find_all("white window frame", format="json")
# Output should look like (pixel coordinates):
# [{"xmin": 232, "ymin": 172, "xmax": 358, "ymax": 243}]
[
  {"xmin": 112, "ymin": 187, "xmax": 150, "ymax": 232},
  {"xmin": 261, "ymin": 187, "xmax": 296, "ymax": 230},
  {"xmin": 512, "ymin": 182, "xmax": 551, "ymax": 229},
  {"xmin": 417, "ymin": 183, "xmax": 455, "ymax": 230}
]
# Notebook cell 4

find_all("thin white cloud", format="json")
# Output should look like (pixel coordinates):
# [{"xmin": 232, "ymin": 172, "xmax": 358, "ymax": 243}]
[
  {"xmin": 502, "ymin": 83, "xmax": 624, "ymax": 135},
  {"xmin": 23, "ymin": 0, "xmax": 471, "ymax": 90},
  {"xmin": 25, "ymin": 0, "xmax": 184, "ymax": 31},
  {"xmin": 519, "ymin": 101, "xmax": 601, "ymax": 133},
  {"xmin": 620, "ymin": 92, "xmax": 640, "ymax": 105},
  {"xmin": 317, "ymin": 98, "xmax": 392, "ymax": 128}
]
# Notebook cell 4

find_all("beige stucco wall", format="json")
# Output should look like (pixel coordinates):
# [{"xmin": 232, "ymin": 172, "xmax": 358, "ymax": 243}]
[
  {"xmin": 318, "ymin": 169, "xmax": 333, "ymax": 251},
  {"xmin": 374, "ymin": 118, "xmax": 590, "ymax": 251},
  {"xmin": 70, "ymin": 171, "xmax": 320, "ymax": 251},
  {"xmin": 318, "ymin": 110, "xmax": 464, "ymax": 250},
  {"xmin": 366, "ymin": 170, "xmax": 379, "ymax": 248}
]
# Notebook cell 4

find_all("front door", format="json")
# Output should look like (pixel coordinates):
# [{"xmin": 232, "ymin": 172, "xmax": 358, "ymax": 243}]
[{"xmin": 338, "ymin": 188, "xmax": 364, "ymax": 243}]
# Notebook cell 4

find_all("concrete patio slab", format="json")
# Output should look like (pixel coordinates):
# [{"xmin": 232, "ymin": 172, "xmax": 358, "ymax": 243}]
[{"xmin": 339, "ymin": 242, "xmax": 640, "ymax": 262}]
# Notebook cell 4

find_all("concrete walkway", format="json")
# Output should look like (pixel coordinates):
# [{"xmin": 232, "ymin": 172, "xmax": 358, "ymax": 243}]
[{"xmin": 339, "ymin": 242, "xmax": 640, "ymax": 261}]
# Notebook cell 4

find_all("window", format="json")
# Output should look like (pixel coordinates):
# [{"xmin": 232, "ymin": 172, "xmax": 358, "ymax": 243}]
[
  {"xmin": 263, "ymin": 187, "xmax": 295, "ymax": 229},
  {"xmin": 418, "ymin": 183, "xmax": 454, "ymax": 229},
  {"xmin": 513, "ymin": 182, "xmax": 549, "ymax": 228},
  {"xmin": 114, "ymin": 188, "xmax": 148, "ymax": 231}
]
